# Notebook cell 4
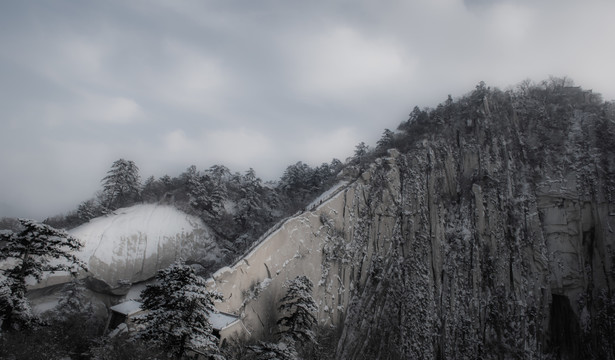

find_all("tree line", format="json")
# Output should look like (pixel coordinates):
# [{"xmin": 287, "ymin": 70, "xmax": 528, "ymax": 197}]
[{"xmin": 41, "ymin": 157, "xmax": 346, "ymax": 264}]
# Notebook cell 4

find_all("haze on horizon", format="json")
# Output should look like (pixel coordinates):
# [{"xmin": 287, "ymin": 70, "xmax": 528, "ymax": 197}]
[{"xmin": 1, "ymin": 0, "xmax": 614, "ymax": 219}]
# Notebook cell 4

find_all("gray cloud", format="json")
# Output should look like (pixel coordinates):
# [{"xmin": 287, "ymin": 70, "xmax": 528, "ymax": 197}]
[{"xmin": 0, "ymin": 0, "xmax": 614, "ymax": 219}]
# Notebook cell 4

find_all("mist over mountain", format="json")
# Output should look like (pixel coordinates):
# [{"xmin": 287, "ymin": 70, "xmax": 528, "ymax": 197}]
[{"xmin": 1, "ymin": 78, "xmax": 614, "ymax": 359}]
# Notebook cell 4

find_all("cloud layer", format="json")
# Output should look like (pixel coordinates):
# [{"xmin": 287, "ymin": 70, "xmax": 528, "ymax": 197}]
[{"xmin": 1, "ymin": 0, "xmax": 614, "ymax": 218}]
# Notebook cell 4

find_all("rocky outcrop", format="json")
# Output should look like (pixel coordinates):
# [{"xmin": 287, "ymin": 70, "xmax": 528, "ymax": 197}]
[
  {"xmin": 34, "ymin": 204, "xmax": 224, "ymax": 294},
  {"xmin": 209, "ymin": 89, "xmax": 615, "ymax": 358}
]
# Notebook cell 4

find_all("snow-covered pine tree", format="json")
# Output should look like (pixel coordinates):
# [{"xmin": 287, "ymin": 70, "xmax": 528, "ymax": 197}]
[
  {"xmin": 141, "ymin": 176, "xmax": 159, "ymax": 203},
  {"xmin": 101, "ymin": 158, "xmax": 141, "ymax": 210},
  {"xmin": 280, "ymin": 162, "xmax": 313, "ymax": 204},
  {"xmin": 47, "ymin": 279, "xmax": 105, "ymax": 357},
  {"xmin": 185, "ymin": 165, "xmax": 209, "ymax": 210},
  {"xmin": 55, "ymin": 279, "xmax": 90, "ymax": 320},
  {"xmin": 0, "ymin": 219, "xmax": 86, "ymax": 331},
  {"xmin": 77, "ymin": 198, "xmax": 99, "ymax": 222},
  {"xmin": 185, "ymin": 165, "xmax": 225, "ymax": 220},
  {"xmin": 0, "ymin": 273, "xmax": 14, "ymax": 326},
  {"xmin": 204, "ymin": 165, "xmax": 229, "ymax": 218},
  {"xmin": 134, "ymin": 261, "xmax": 224, "ymax": 359},
  {"xmin": 235, "ymin": 168, "xmax": 264, "ymax": 231},
  {"xmin": 277, "ymin": 275, "xmax": 318, "ymax": 345},
  {"xmin": 376, "ymin": 128, "xmax": 395, "ymax": 152},
  {"xmin": 354, "ymin": 141, "xmax": 369, "ymax": 159}
]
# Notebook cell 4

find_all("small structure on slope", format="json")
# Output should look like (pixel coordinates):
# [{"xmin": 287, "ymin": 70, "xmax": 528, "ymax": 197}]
[
  {"xmin": 105, "ymin": 300, "xmax": 144, "ymax": 333},
  {"xmin": 208, "ymin": 312, "xmax": 243, "ymax": 346},
  {"xmin": 104, "ymin": 299, "xmax": 242, "ymax": 346}
]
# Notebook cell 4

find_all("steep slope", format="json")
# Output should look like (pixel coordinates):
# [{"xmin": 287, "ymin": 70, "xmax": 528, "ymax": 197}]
[
  {"xmin": 209, "ymin": 85, "xmax": 615, "ymax": 358},
  {"xmin": 35, "ymin": 204, "xmax": 224, "ymax": 292}
]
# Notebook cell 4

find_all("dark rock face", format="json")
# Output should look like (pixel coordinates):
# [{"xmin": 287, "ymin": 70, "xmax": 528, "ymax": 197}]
[{"xmin": 333, "ymin": 91, "xmax": 615, "ymax": 359}]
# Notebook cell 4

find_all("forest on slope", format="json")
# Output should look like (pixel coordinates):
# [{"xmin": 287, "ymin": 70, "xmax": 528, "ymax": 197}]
[{"xmin": 15, "ymin": 153, "xmax": 348, "ymax": 270}]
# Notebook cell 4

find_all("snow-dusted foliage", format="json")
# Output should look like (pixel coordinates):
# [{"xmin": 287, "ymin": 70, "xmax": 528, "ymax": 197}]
[
  {"xmin": 376, "ymin": 129, "xmax": 395, "ymax": 153},
  {"xmin": 0, "ymin": 219, "xmax": 86, "ymax": 330},
  {"xmin": 277, "ymin": 275, "xmax": 318, "ymax": 345},
  {"xmin": 279, "ymin": 160, "xmax": 344, "ymax": 212},
  {"xmin": 77, "ymin": 198, "xmax": 100, "ymax": 222},
  {"xmin": 185, "ymin": 165, "xmax": 225, "ymax": 222},
  {"xmin": 0, "ymin": 273, "xmax": 34, "ymax": 331},
  {"xmin": 54, "ymin": 279, "xmax": 91, "ymax": 320},
  {"xmin": 235, "ymin": 168, "xmax": 266, "ymax": 232},
  {"xmin": 248, "ymin": 340, "xmax": 298, "ymax": 360},
  {"xmin": 201, "ymin": 79, "xmax": 613, "ymax": 359},
  {"xmin": 329, "ymin": 80, "xmax": 615, "ymax": 359},
  {"xmin": 101, "ymin": 158, "xmax": 141, "ymax": 210},
  {"xmin": 134, "ymin": 261, "xmax": 223, "ymax": 359}
]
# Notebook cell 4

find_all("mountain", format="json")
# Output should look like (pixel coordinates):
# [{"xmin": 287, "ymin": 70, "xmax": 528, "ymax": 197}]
[
  {"xmin": 34, "ymin": 204, "xmax": 225, "ymax": 294},
  {"xmin": 208, "ymin": 83, "xmax": 615, "ymax": 358}
]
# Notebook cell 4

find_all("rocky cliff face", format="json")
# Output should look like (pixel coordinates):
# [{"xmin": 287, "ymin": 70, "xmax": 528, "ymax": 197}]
[
  {"xmin": 210, "ymin": 87, "xmax": 615, "ymax": 359},
  {"xmin": 333, "ymin": 91, "xmax": 615, "ymax": 360}
]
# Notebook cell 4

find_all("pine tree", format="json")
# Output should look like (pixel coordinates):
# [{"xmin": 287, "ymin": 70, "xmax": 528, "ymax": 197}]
[
  {"xmin": 235, "ymin": 168, "xmax": 264, "ymax": 231},
  {"xmin": 77, "ymin": 198, "xmax": 99, "ymax": 222},
  {"xmin": 205, "ymin": 165, "xmax": 229, "ymax": 217},
  {"xmin": 280, "ymin": 162, "xmax": 315, "ymax": 207},
  {"xmin": 134, "ymin": 261, "xmax": 224, "ymax": 359},
  {"xmin": 208, "ymin": 164, "xmax": 231, "ymax": 183},
  {"xmin": 185, "ymin": 165, "xmax": 225, "ymax": 221},
  {"xmin": 160, "ymin": 174, "xmax": 173, "ymax": 191},
  {"xmin": 55, "ymin": 279, "xmax": 90, "ymax": 319},
  {"xmin": 186, "ymin": 165, "xmax": 209, "ymax": 210},
  {"xmin": 0, "ymin": 219, "xmax": 87, "ymax": 331},
  {"xmin": 277, "ymin": 276, "xmax": 318, "ymax": 345},
  {"xmin": 141, "ymin": 176, "xmax": 160, "ymax": 203},
  {"xmin": 48, "ymin": 279, "xmax": 105, "ymax": 357},
  {"xmin": 330, "ymin": 158, "xmax": 343, "ymax": 173},
  {"xmin": 101, "ymin": 159, "xmax": 141, "ymax": 210},
  {"xmin": 376, "ymin": 128, "xmax": 395, "ymax": 152},
  {"xmin": 0, "ymin": 274, "xmax": 14, "ymax": 327},
  {"xmin": 354, "ymin": 142, "xmax": 368, "ymax": 159}
]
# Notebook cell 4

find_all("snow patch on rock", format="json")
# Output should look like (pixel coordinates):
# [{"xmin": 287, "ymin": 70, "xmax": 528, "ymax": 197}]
[{"xmin": 35, "ymin": 204, "xmax": 224, "ymax": 290}]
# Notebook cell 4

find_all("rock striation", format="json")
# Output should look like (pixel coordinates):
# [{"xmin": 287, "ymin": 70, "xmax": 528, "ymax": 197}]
[
  {"xmin": 209, "ymin": 87, "xmax": 615, "ymax": 358},
  {"xmin": 34, "ymin": 204, "xmax": 224, "ymax": 294}
]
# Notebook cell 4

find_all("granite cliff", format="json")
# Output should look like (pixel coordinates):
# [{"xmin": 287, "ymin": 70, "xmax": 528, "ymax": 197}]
[{"xmin": 209, "ymin": 83, "xmax": 615, "ymax": 359}]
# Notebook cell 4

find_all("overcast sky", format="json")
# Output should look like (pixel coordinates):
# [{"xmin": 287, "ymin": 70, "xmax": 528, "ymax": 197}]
[{"xmin": 1, "ymin": 0, "xmax": 614, "ymax": 219}]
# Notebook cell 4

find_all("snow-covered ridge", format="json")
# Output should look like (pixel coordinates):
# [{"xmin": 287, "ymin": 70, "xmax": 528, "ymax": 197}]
[
  {"xmin": 307, "ymin": 180, "xmax": 348, "ymax": 210},
  {"xmin": 35, "ymin": 204, "xmax": 224, "ymax": 290},
  {"xmin": 212, "ymin": 180, "xmax": 350, "ymax": 279},
  {"xmin": 206, "ymin": 175, "xmax": 355, "ymax": 340}
]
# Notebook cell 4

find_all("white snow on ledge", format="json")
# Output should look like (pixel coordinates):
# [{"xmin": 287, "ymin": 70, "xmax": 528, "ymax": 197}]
[
  {"xmin": 109, "ymin": 299, "xmax": 238, "ymax": 331},
  {"xmin": 307, "ymin": 181, "xmax": 349, "ymax": 210},
  {"xmin": 210, "ymin": 180, "xmax": 350, "ymax": 282},
  {"xmin": 208, "ymin": 312, "xmax": 240, "ymax": 331}
]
